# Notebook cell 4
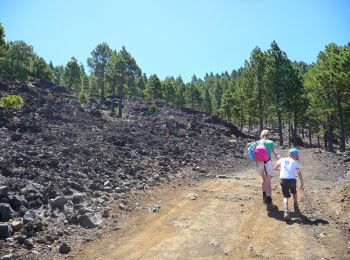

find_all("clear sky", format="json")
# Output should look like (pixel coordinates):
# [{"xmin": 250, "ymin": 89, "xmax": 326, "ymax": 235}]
[{"xmin": 1, "ymin": 0, "xmax": 349, "ymax": 82}]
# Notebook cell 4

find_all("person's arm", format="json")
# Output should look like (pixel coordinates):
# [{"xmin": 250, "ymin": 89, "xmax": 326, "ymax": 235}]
[
  {"xmin": 274, "ymin": 160, "xmax": 281, "ymax": 171},
  {"xmin": 296, "ymin": 168, "xmax": 304, "ymax": 191},
  {"xmin": 272, "ymin": 144, "xmax": 280, "ymax": 159}
]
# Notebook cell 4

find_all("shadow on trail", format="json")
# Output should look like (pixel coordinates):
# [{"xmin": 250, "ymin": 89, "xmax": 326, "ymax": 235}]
[{"xmin": 267, "ymin": 208, "xmax": 329, "ymax": 225}]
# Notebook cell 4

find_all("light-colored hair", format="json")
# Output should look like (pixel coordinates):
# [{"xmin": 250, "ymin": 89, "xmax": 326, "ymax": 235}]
[{"xmin": 260, "ymin": 129, "xmax": 270, "ymax": 139}]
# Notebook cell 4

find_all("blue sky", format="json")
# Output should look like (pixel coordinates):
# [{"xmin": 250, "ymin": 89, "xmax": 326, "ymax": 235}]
[{"xmin": 1, "ymin": 0, "xmax": 349, "ymax": 82}]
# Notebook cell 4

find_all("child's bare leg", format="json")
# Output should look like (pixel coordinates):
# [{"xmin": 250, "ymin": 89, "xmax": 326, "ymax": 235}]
[
  {"xmin": 283, "ymin": 197, "xmax": 291, "ymax": 221},
  {"xmin": 283, "ymin": 197, "xmax": 289, "ymax": 211},
  {"xmin": 292, "ymin": 193, "xmax": 297, "ymax": 204},
  {"xmin": 293, "ymin": 193, "xmax": 300, "ymax": 212}
]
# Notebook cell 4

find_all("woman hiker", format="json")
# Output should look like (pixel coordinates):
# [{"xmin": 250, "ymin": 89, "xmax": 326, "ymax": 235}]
[{"xmin": 256, "ymin": 129, "xmax": 280, "ymax": 210}]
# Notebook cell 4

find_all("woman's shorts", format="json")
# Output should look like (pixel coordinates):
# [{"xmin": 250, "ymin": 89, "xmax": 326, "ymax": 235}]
[
  {"xmin": 280, "ymin": 179, "xmax": 297, "ymax": 198},
  {"xmin": 256, "ymin": 160, "xmax": 274, "ymax": 176}
]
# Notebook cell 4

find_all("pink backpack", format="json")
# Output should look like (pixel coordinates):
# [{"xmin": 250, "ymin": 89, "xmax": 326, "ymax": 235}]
[{"xmin": 254, "ymin": 144, "xmax": 269, "ymax": 162}]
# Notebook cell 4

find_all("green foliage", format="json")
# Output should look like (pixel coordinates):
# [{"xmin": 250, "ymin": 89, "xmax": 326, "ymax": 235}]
[
  {"xmin": 106, "ymin": 47, "xmax": 141, "ymax": 117},
  {"xmin": 64, "ymin": 57, "xmax": 82, "ymax": 95},
  {"xmin": 130, "ymin": 76, "xmax": 146, "ymax": 97},
  {"xmin": 148, "ymin": 103, "xmax": 157, "ymax": 113},
  {"xmin": 202, "ymin": 87, "xmax": 212, "ymax": 113},
  {"xmin": 53, "ymin": 65, "xmax": 64, "ymax": 85},
  {"xmin": 212, "ymin": 82, "xmax": 223, "ymax": 112},
  {"xmin": 0, "ymin": 94, "xmax": 24, "ymax": 109},
  {"xmin": 263, "ymin": 41, "xmax": 302, "ymax": 144},
  {"xmin": 175, "ymin": 76, "xmax": 186, "ymax": 108},
  {"xmin": 185, "ymin": 82, "xmax": 200, "ymax": 109},
  {"xmin": 87, "ymin": 42, "xmax": 112, "ymax": 103},
  {"xmin": 0, "ymin": 23, "xmax": 8, "ymax": 57},
  {"xmin": 145, "ymin": 74, "xmax": 162, "ymax": 100},
  {"xmin": 220, "ymin": 90, "xmax": 235, "ymax": 121},
  {"xmin": 0, "ymin": 18, "xmax": 348, "ymax": 152},
  {"xmin": 79, "ymin": 91, "xmax": 87, "ymax": 103},
  {"xmin": 0, "ymin": 24, "xmax": 56, "ymax": 84},
  {"xmin": 32, "ymin": 56, "xmax": 53, "ymax": 81},
  {"xmin": 162, "ymin": 77, "xmax": 176, "ymax": 103},
  {"xmin": 304, "ymin": 42, "xmax": 350, "ymax": 151},
  {"xmin": 1, "ymin": 41, "xmax": 34, "ymax": 82}
]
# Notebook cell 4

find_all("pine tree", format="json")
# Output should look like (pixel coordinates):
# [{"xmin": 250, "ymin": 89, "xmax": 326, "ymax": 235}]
[
  {"xmin": 64, "ymin": 57, "xmax": 82, "ymax": 96},
  {"xmin": 87, "ymin": 42, "xmax": 112, "ymax": 104},
  {"xmin": 145, "ymin": 74, "xmax": 162, "ymax": 100}
]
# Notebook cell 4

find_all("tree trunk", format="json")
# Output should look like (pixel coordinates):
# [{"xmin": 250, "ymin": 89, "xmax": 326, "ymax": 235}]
[
  {"xmin": 100, "ymin": 69, "xmax": 105, "ymax": 104},
  {"xmin": 240, "ymin": 107, "xmax": 244, "ymax": 131},
  {"xmin": 293, "ymin": 111, "xmax": 298, "ymax": 139},
  {"xmin": 118, "ymin": 84, "xmax": 123, "ymax": 118},
  {"xmin": 327, "ymin": 116, "xmax": 334, "ymax": 152},
  {"xmin": 277, "ymin": 109, "xmax": 283, "ymax": 146},
  {"xmin": 317, "ymin": 135, "xmax": 320, "ymax": 148},
  {"xmin": 258, "ymin": 84, "xmax": 263, "ymax": 133},
  {"xmin": 111, "ymin": 81, "xmax": 116, "ymax": 115},
  {"xmin": 288, "ymin": 118, "xmax": 291, "ymax": 147},
  {"xmin": 248, "ymin": 118, "xmax": 252, "ymax": 133},
  {"xmin": 308, "ymin": 125, "xmax": 312, "ymax": 147},
  {"xmin": 301, "ymin": 123, "xmax": 305, "ymax": 139},
  {"xmin": 336, "ymin": 95, "xmax": 346, "ymax": 152},
  {"xmin": 324, "ymin": 124, "xmax": 328, "ymax": 150}
]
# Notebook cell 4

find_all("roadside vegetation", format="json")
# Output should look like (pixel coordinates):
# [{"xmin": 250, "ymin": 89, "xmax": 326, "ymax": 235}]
[{"xmin": 0, "ymin": 22, "xmax": 349, "ymax": 152}]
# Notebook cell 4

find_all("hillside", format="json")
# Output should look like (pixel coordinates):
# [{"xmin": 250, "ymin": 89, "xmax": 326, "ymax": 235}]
[{"xmin": 0, "ymin": 79, "xmax": 253, "ymax": 258}]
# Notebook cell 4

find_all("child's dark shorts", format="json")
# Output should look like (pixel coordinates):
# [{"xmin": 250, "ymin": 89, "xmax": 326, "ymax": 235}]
[{"xmin": 280, "ymin": 179, "xmax": 297, "ymax": 198}]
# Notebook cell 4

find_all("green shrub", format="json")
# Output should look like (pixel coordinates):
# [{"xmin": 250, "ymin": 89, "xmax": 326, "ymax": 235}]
[
  {"xmin": 79, "ymin": 91, "xmax": 87, "ymax": 103},
  {"xmin": 0, "ymin": 94, "xmax": 24, "ymax": 109},
  {"xmin": 148, "ymin": 103, "xmax": 157, "ymax": 113}
]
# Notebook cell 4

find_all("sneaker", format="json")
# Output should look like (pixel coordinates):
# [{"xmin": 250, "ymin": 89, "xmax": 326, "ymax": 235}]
[
  {"xmin": 294, "ymin": 203, "xmax": 300, "ymax": 213},
  {"xmin": 284, "ymin": 211, "xmax": 291, "ymax": 221}
]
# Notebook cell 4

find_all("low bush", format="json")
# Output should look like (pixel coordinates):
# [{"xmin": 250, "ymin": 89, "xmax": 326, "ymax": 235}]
[
  {"xmin": 148, "ymin": 103, "xmax": 157, "ymax": 113},
  {"xmin": 0, "ymin": 94, "xmax": 24, "ymax": 109},
  {"xmin": 79, "ymin": 91, "xmax": 87, "ymax": 103}
]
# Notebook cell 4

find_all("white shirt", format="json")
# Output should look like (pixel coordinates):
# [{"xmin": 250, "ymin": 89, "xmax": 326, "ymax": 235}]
[{"xmin": 277, "ymin": 158, "xmax": 300, "ymax": 179}]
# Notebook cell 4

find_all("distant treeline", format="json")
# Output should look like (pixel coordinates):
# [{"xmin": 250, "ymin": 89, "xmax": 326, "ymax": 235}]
[{"xmin": 0, "ymin": 23, "xmax": 349, "ymax": 152}]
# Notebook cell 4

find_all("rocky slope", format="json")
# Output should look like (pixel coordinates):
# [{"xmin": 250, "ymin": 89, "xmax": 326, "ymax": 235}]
[{"xmin": 0, "ymin": 79, "xmax": 252, "ymax": 258}]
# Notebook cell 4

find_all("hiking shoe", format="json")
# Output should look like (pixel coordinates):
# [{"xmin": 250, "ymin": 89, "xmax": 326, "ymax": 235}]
[
  {"xmin": 294, "ymin": 203, "xmax": 300, "ymax": 213},
  {"xmin": 284, "ymin": 211, "xmax": 291, "ymax": 221}
]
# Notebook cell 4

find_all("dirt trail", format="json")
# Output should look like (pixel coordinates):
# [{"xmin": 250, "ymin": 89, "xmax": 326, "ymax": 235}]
[{"xmin": 71, "ymin": 166, "xmax": 349, "ymax": 260}]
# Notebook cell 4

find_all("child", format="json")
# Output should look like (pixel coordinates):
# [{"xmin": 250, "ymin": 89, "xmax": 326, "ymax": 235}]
[{"xmin": 274, "ymin": 148, "xmax": 304, "ymax": 221}]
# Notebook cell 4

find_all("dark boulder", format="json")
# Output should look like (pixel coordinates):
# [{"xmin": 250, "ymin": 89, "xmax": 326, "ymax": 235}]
[
  {"xmin": 0, "ymin": 203, "xmax": 14, "ymax": 221},
  {"xmin": 59, "ymin": 242, "xmax": 71, "ymax": 254},
  {"xmin": 0, "ymin": 186, "xmax": 9, "ymax": 198},
  {"xmin": 9, "ymin": 195, "xmax": 22, "ymax": 210},
  {"xmin": 0, "ymin": 223, "xmax": 13, "ymax": 239}
]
